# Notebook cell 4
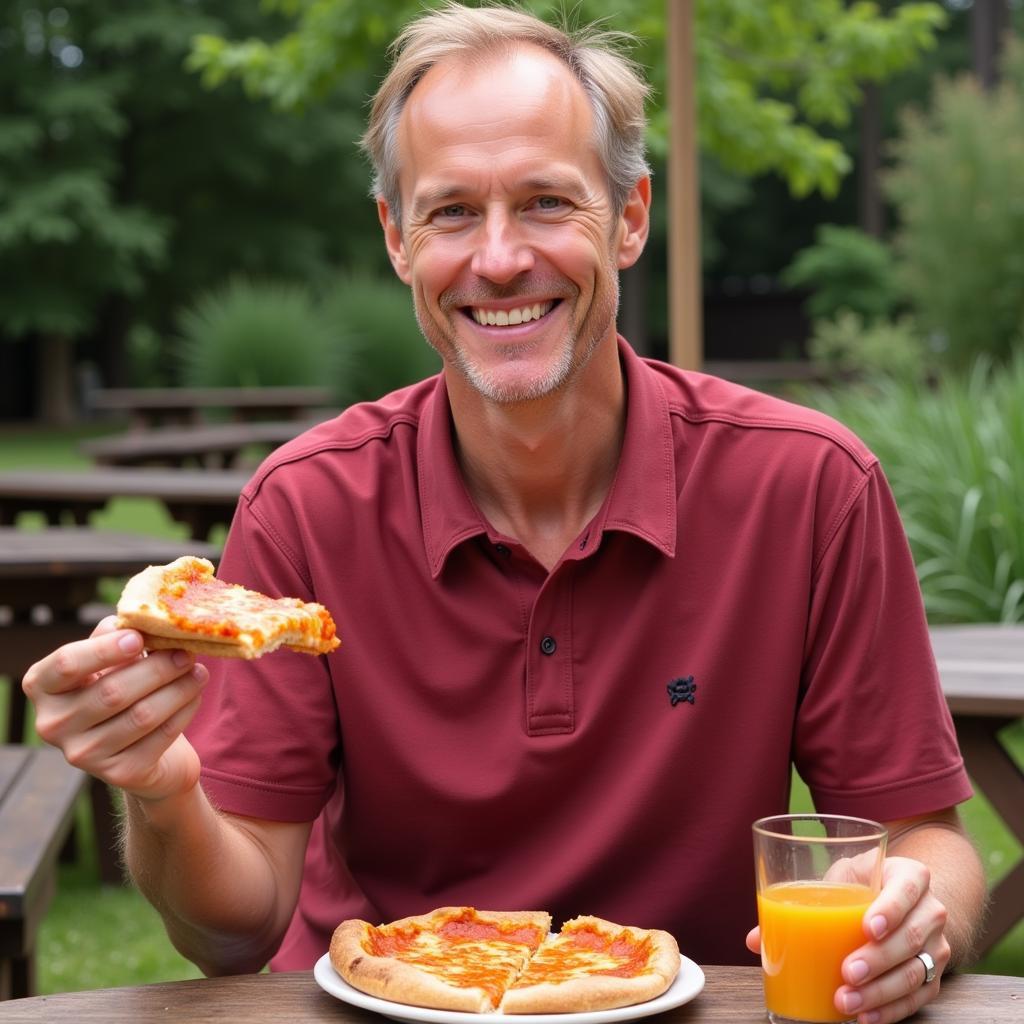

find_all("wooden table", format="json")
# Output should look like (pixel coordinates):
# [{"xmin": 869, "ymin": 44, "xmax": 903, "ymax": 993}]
[
  {"xmin": 87, "ymin": 386, "xmax": 335, "ymax": 428},
  {"xmin": 0, "ymin": 967, "xmax": 1019, "ymax": 1022},
  {"xmin": 79, "ymin": 420, "xmax": 317, "ymax": 469},
  {"xmin": 0, "ymin": 746, "xmax": 85, "ymax": 1001},
  {"xmin": 931, "ymin": 624, "xmax": 1024, "ymax": 958},
  {"xmin": 0, "ymin": 468, "xmax": 248, "ymax": 541},
  {"xmin": 0, "ymin": 528, "xmax": 219, "ymax": 883}
]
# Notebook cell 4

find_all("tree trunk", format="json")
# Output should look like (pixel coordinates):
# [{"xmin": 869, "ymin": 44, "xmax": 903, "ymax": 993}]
[{"xmin": 35, "ymin": 333, "xmax": 77, "ymax": 425}]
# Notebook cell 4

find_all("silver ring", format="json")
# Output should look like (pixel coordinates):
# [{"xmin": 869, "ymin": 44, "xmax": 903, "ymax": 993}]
[{"xmin": 916, "ymin": 951, "xmax": 936, "ymax": 986}]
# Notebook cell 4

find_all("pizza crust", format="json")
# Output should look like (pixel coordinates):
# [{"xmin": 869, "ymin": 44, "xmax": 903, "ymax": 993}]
[{"xmin": 115, "ymin": 555, "xmax": 339, "ymax": 659}]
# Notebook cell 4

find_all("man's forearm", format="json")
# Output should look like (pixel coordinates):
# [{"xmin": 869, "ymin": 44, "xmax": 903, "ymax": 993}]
[
  {"xmin": 121, "ymin": 782, "xmax": 299, "ymax": 975},
  {"xmin": 887, "ymin": 811, "xmax": 988, "ymax": 969}
]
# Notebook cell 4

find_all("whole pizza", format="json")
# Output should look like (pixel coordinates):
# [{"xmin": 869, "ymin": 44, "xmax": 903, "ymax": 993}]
[{"xmin": 329, "ymin": 906, "xmax": 681, "ymax": 1014}]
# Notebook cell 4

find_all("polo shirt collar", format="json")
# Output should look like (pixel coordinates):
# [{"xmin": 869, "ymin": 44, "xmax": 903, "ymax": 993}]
[{"xmin": 418, "ymin": 337, "xmax": 677, "ymax": 578}]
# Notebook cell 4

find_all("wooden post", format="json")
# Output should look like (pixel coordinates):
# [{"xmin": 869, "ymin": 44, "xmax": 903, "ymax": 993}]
[{"xmin": 667, "ymin": 0, "xmax": 703, "ymax": 370}]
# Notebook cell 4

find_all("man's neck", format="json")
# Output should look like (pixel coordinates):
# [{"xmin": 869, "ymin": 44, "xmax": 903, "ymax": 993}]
[{"xmin": 447, "ymin": 341, "xmax": 626, "ymax": 572}]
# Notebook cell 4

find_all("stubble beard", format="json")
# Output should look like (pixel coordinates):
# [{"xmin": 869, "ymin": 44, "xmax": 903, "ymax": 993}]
[{"xmin": 414, "ymin": 263, "xmax": 621, "ymax": 406}]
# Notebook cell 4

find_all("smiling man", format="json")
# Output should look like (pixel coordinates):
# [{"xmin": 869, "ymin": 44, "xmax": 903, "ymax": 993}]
[{"xmin": 22, "ymin": 6, "xmax": 984, "ymax": 1024}]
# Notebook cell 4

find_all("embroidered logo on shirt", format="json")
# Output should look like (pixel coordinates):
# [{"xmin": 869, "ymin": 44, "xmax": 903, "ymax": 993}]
[{"xmin": 667, "ymin": 675, "xmax": 697, "ymax": 706}]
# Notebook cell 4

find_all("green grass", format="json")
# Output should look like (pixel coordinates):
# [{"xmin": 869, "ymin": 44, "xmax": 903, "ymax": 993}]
[{"xmin": 2, "ymin": 424, "xmax": 1022, "ymax": 991}]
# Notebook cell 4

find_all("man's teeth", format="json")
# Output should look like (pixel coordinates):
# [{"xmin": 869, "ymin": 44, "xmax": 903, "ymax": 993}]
[{"xmin": 471, "ymin": 301, "xmax": 554, "ymax": 327}]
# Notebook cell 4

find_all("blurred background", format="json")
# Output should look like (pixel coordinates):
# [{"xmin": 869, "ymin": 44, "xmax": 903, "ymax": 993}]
[{"xmin": 0, "ymin": 0, "xmax": 1022, "ymax": 995}]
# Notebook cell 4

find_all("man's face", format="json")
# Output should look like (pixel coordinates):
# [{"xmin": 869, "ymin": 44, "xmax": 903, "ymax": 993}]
[{"xmin": 381, "ymin": 46, "xmax": 644, "ymax": 405}]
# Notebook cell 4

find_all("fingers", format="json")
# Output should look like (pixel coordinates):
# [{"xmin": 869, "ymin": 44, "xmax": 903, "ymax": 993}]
[
  {"xmin": 23, "ymin": 629, "xmax": 145, "ymax": 698},
  {"xmin": 58, "ymin": 658, "xmax": 208, "ymax": 774},
  {"xmin": 835, "ymin": 857, "xmax": 950, "ymax": 1024},
  {"xmin": 745, "ymin": 926, "xmax": 760, "ymax": 955}
]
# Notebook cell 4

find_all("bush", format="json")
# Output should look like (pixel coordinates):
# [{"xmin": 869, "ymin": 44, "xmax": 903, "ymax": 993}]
[
  {"xmin": 804, "ymin": 353, "xmax": 1024, "ymax": 623},
  {"xmin": 781, "ymin": 224, "xmax": 902, "ymax": 323},
  {"xmin": 806, "ymin": 310, "xmax": 926, "ymax": 381},
  {"xmin": 318, "ymin": 273, "xmax": 440, "ymax": 404},
  {"xmin": 885, "ymin": 41, "xmax": 1024, "ymax": 367},
  {"xmin": 176, "ymin": 277, "xmax": 335, "ymax": 390}
]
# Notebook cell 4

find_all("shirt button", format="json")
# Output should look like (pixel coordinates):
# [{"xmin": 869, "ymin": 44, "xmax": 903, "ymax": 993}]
[
  {"xmin": 540, "ymin": 635, "xmax": 557, "ymax": 656},
  {"xmin": 495, "ymin": 543, "xmax": 510, "ymax": 556}
]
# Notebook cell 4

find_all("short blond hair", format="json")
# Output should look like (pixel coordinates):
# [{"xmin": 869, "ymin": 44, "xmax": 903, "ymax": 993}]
[{"xmin": 361, "ymin": 1, "xmax": 651, "ymax": 222}]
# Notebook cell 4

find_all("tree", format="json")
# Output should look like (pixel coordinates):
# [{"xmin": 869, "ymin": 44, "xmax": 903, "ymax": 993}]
[
  {"xmin": 0, "ymin": 1, "xmax": 384, "ymax": 421},
  {"xmin": 188, "ymin": 0, "xmax": 949, "ymax": 200}
]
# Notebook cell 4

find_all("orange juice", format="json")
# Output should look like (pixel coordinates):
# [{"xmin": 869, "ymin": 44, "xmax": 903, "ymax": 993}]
[{"xmin": 757, "ymin": 881, "xmax": 873, "ymax": 1022}]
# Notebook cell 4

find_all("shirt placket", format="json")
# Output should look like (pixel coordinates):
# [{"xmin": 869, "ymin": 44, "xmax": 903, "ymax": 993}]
[{"xmin": 523, "ymin": 563, "xmax": 575, "ymax": 735}]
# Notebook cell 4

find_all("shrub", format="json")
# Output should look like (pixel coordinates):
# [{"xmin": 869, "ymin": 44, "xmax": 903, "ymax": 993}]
[
  {"xmin": 804, "ymin": 353, "xmax": 1024, "ymax": 623},
  {"xmin": 781, "ymin": 224, "xmax": 902, "ymax": 323},
  {"xmin": 318, "ymin": 273, "xmax": 440, "ymax": 404},
  {"xmin": 176, "ymin": 277, "xmax": 334, "ymax": 390},
  {"xmin": 806, "ymin": 310, "xmax": 926, "ymax": 381},
  {"xmin": 885, "ymin": 41, "xmax": 1024, "ymax": 367}
]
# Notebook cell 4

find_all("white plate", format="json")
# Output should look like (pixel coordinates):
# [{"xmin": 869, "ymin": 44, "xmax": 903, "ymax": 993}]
[{"xmin": 313, "ymin": 952, "xmax": 705, "ymax": 1024}]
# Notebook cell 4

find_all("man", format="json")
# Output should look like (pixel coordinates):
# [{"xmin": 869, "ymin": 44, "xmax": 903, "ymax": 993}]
[{"xmin": 23, "ymin": 5, "xmax": 984, "ymax": 1023}]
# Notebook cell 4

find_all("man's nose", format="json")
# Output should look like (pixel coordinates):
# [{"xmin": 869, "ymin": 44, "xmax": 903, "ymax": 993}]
[{"xmin": 470, "ymin": 211, "xmax": 534, "ymax": 283}]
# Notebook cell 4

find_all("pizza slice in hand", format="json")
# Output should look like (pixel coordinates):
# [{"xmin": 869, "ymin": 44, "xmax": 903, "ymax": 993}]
[{"xmin": 115, "ymin": 555, "xmax": 340, "ymax": 659}]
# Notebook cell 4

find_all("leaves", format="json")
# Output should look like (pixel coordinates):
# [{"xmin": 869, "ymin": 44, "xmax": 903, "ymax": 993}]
[{"xmin": 185, "ymin": 0, "xmax": 948, "ymax": 199}]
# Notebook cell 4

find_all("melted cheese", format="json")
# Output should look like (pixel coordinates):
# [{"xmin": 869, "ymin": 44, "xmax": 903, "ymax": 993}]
[
  {"xmin": 156, "ymin": 559, "xmax": 338, "ymax": 652},
  {"xmin": 509, "ymin": 925, "xmax": 652, "ymax": 987}
]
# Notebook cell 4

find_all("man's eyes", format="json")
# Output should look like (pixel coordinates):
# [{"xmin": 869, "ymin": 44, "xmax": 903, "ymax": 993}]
[
  {"xmin": 436, "ymin": 204, "xmax": 468, "ymax": 219},
  {"xmin": 430, "ymin": 196, "xmax": 569, "ymax": 221},
  {"xmin": 535, "ymin": 195, "xmax": 565, "ymax": 211}
]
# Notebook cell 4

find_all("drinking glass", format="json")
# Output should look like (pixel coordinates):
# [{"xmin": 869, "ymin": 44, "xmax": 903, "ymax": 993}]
[{"xmin": 752, "ymin": 813, "xmax": 888, "ymax": 1024}]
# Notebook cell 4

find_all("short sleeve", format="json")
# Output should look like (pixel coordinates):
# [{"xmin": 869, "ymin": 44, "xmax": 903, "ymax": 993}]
[{"xmin": 795, "ymin": 462, "xmax": 972, "ymax": 820}]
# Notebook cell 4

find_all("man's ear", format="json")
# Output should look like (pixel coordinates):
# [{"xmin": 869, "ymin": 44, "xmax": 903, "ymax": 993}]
[
  {"xmin": 378, "ymin": 198, "xmax": 412, "ymax": 284},
  {"xmin": 615, "ymin": 176, "xmax": 652, "ymax": 271}
]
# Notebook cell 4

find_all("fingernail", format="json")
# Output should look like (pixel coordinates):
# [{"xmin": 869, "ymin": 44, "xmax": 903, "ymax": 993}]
[
  {"xmin": 172, "ymin": 649, "xmax": 192, "ymax": 668},
  {"xmin": 865, "ymin": 1012, "xmax": 881, "ymax": 1024},
  {"xmin": 869, "ymin": 914, "xmax": 888, "ymax": 939},
  {"xmin": 192, "ymin": 663, "xmax": 209, "ymax": 685},
  {"xmin": 841, "ymin": 991, "xmax": 862, "ymax": 1014},
  {"xmin": 847, "ymin": 959, "xmax": 870, "ymax": 984},
  {"xmin": 118, "ymin": 632, "xmax": 142, "ymax": 654}
]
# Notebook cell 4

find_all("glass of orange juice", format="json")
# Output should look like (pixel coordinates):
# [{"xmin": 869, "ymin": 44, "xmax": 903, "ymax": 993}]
[{"xmin": 753, "ymin": 814, "xmax": 887, "ymax": 1024}]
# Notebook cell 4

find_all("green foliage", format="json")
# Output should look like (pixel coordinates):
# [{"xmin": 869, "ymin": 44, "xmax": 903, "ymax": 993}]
[
  {"xmin": 885, "ymin": 39, "xmax": 1024, "ymax": 367},
  {"xmin": 805, "ymin": 355, "xmax": 1024, "ymax": 624},
  {"xmin": 187, "ymin": 0, "xmax": 948, "ymax": 200},
  {"xmin": 806, "ymin": 311, "xmax": 925, "ymax": 381},
  {"xmin": 782, "ymin": 225, "xmax": 903, "ymax": 322},
  {"xmin": 176, "ymin": 278, "xmax": 335, "ymax": 389},
  {"xmin": 318, "ymin": 274, "xmax": 441, "ymax": 403}
]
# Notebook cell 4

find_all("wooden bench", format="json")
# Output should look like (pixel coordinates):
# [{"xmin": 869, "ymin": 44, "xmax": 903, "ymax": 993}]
[{"xmin": 0, "ymin": 746, "xmax": 86, "ymax": 1000}]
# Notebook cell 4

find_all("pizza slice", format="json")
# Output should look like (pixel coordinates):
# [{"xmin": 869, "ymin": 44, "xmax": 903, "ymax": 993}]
[
  {"xmin": 499, "ymin": 915, "xmax": 680, "ymax": 1013},
  {"xmin": 329, "ymin": 907, "xmax": 552, "ymax": 1012},
  {"xmin": 115, "ymin": 555, "xmax": 340, "ymax": 659}
]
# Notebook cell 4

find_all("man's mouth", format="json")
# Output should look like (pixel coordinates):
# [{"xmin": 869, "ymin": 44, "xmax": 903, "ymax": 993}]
[{"xmin": 467, "ymin": 300, "xmax": 556, "ymax": 327}]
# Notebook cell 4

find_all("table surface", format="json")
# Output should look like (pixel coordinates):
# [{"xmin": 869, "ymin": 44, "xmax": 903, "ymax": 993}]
[
  {"xmin": 0, "ymin": 527, "xmax": 219, "ymax": 582},
  {"xmin": 0, "ymin": 967, "xmax": 1020, "ymax": 1023},
  {"xmin": 929, "ymin": 624, "xmax": 1024, "ymax": 717},
  {"xmin": 0, "ymin": 467, "xmax": 251, "ymax": 506}
]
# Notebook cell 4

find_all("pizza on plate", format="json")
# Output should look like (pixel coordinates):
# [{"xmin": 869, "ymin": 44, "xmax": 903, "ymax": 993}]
[
  {"xmin": 115, "ymin": 555, "xmax": 340, "ymax": 659},
  {"xmin": 329, "ymin": 906, "xmax": 681, "ymax": 1014}
]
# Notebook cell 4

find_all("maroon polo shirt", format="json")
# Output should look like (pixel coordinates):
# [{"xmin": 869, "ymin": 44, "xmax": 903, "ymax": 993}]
[{"xmin": 187, "ymin": 338, "xmax": 970, "ymax": 970}]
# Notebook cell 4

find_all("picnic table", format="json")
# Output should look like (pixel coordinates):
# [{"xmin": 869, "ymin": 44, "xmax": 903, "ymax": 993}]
[
  {"xmin": 0, "ymin": 467, "xmax": 249, "ymax": 541},
  {"xmin": 0, "ymin": 965, "xmax": 1019, "ymax": 1021},
  {"xmin": 87, "ymin": 386, "xmax": 335, "ymax": 429},
  {"xmin": 0, "ymin": 745, "xmax": 86, "ymax": 1000},
  {"xmin": 79, "ymin": 419, "xmax": 315, "ymax": 469},
  {"xmin": 0, "ymin": 527, "xmax": 219, "ymax": 884},
  {"xmin": 930, "ymin": 624, "xmax": 1024, "ymax": 958}
]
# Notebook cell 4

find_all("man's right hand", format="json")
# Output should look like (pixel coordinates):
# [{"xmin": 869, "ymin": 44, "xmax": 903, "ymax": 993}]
[{"xmin": 22, "ymin": 616, "xmax": 208, "ymax": 803}]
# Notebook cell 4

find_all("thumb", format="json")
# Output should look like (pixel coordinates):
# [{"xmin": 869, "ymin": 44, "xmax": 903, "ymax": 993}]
[{"xmin": 745, "ymin": 925, "xmax": 761, "ymax": 955}]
